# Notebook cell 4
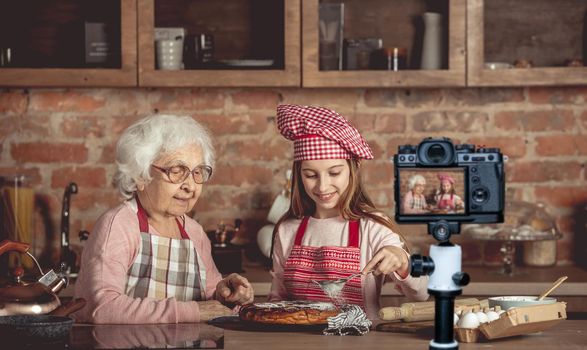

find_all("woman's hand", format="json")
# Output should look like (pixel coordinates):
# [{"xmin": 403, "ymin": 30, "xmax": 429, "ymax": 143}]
[
  {"xmin": 215, "ymin": 273, "xmax": 254, "ymax": 307},
  {"xmin": 363, "ymin": 245, "xmax": 409, "ymax": 279},
  {"xmin": 198, "ymin": 300, "xmax": 233, "ymax": 321}
]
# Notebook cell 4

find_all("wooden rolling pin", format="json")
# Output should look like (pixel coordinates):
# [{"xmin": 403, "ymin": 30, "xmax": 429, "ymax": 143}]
[{"xmin": 379, "ymin": 298, "xmax": 484, "ymax": 322}]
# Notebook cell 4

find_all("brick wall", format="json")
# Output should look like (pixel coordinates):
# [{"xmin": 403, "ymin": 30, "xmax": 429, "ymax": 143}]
[{"xmin": 1, "ymin": 87, "xmax": 586, "ymax": 268}]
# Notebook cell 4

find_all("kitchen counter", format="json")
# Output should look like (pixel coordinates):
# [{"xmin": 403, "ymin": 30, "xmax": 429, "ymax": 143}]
[
  {"xmin": 61, "ymin": 263, "xmax": 587, "ymax": 296},
  {"xmin": 56, "ymin": 320, "xmax": 586, "ymax": 349},
  {"xmin": 239, "ymin": 263, "xmax": 587, "ymax": 296},
  {"xmin": 60, "ymin": 263, "xmax": 587, "ymax": 312},
  {"xmin": 239, "ymin": 263, "xmax": 587, "ymax": 313}
]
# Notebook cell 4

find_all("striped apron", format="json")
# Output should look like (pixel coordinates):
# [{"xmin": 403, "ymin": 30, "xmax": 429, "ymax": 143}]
[
  {"xmin": 437, "ymin": 194, "xmax": 455, "ymax": 210},
  {"xmin": 125, "ymin": 199, "xmax": 206, "ymax": 301},
  {"xmin": 283, "ymin": 216, "xmax": 364, "ymax": 307}
]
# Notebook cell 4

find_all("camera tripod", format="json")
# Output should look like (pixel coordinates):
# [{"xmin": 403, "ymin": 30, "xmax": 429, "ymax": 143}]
[{"xmin": 410, "ymin": 221, "xmax": 470, "ymax": 350}]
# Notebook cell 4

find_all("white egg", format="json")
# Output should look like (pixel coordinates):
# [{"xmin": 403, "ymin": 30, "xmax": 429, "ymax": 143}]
[
  {"xmin": 457, "ymin": 311, "xmax": 480, "ymax": 329},
  {"xmin": 475, "ymin": 311, "xmax": 488, "ymax": 324},
  {"xmin": 486, "ymin": 310, "xmax": 500, "ymax": 322},
  {"xmin": 454, "ymin": 312, "xmax": 459, "ymax": 326}
]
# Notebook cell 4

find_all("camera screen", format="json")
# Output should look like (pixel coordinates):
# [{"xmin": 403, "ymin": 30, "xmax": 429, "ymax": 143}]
[{"xmin": 397, "ymin": 168, "xmax": 466, "ymax": 216}]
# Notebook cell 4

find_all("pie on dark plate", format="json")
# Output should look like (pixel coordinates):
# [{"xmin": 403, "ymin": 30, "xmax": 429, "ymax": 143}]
[{"xmin": 239, "ymin": 301, "xmax": 339, "ymax": 325}]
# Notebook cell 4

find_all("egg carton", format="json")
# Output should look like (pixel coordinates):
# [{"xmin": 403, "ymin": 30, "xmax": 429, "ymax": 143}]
[{"xmin": 455, "ymin": 302, "xmax": 566, "ymax": 343}]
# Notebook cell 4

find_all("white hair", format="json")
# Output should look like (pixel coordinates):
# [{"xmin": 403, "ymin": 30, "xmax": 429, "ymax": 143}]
[
  {"xmin": 408, "ymin": 174, "xmax": 426, "ymax": 190},
  {"xmin": 114, "ymin": 114, "xmax": 215, "ymax": 199}
]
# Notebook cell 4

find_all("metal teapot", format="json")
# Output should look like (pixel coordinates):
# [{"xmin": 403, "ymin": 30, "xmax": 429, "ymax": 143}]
[{"xmin": 0, "ymin": 239, "xmax": 70, "ymax": 316}]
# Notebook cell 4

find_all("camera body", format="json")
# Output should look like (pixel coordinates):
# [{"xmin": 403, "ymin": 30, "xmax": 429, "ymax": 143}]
[{"xmin": 394, "ymin": 137, "xmax": 505, "ymax": 225}]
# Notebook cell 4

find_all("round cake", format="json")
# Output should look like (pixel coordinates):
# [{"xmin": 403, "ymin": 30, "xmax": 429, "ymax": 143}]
[{"xmin": 239, "ymin": 301, "xmax": 339, "ymax": 325}]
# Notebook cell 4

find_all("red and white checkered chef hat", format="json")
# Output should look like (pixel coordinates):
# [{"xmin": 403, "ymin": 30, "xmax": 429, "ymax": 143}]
[
  {"xmin": 438, "ymin": 173, "xmax": 455, "ymax": 184},
  {"xmin": 276, "ymin": 104, "xmax": 373, "ymax": 161}
]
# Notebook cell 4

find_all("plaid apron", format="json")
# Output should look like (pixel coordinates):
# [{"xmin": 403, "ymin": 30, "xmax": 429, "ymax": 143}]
[
  {"xmin": 125, "ymin": 199, "xmax": 206, "ymax": 301},
  {"xmin": 283, "ymin": 216, "xmax": 364, "ymax": 306},
  {"xmin": 409, "ymin": 193, "xmax": 427, "ymax": 210}
]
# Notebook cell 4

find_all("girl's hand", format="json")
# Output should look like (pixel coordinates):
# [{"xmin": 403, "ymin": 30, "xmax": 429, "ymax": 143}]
[
  {"xmin": 215, "ymin": 273, "xmax": 254, "ymax": 306},
  {"xmin": 363, "ymin": 246, "xmax": 409, "ymax": 279}
]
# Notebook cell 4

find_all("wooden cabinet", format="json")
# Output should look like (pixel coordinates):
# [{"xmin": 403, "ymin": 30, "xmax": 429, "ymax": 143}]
[
  {"xmin": 467, "ymin": 0, "xmax": 587, "ymax": 86},
  {"xmin": 302, "ymin": 0, "xmax": 466, "ymax": 87},
  {"xmin": 0, "ymin": 0, "xmax": 137, "ymax": 87},
  {"xmin": 2, "ymin": 0, "xmax": 587, "ymax": 88},
  {"xmin": 137, "ymin": 0, "xmax": 300, "ymax": 87}
]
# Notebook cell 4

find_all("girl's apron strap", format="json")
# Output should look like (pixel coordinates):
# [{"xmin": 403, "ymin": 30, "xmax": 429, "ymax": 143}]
[
  {"xmin": 348, "ymin": 220, "xmax": 360, "ymax": 248},
  {"xmin": 294, "ymin": 216, "xmax": 310, "ymax": 245}
]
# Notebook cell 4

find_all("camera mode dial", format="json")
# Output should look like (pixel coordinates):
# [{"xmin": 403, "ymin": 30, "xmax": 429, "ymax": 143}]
[
  {"xmin": 398, "ymin": 145, "xmax": 417, "ymax": 154},
  {"xmin": 455, "ymin": 143, "xmax": 475, "ymax": 153},
  {"xmin": 477, "ymin": 147, "xmax": 500, "ymax": 154}
]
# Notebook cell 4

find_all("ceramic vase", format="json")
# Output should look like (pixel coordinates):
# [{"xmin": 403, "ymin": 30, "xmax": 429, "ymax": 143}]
[{"xmin": 421, "ymin": 12, "xmax": 443, "ymax": 70}]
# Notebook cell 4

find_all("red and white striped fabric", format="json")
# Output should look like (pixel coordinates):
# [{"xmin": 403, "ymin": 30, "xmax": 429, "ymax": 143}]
[
  {"xmin": 276, "ymin": 104, "xmax": 373, "ymax": 161},
  {"xmin": 283, "ymin": 216, "xmax": 364, "ymax": 307}
]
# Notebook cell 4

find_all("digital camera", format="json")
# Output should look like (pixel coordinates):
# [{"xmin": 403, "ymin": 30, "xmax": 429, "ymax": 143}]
[{"xmin": 393, "ymin": 137, "xmax": 505, "ymax": 224}]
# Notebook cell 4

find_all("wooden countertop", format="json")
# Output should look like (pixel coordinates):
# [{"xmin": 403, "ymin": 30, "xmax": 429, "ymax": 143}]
[
  {"xmin": 238, "ymin": 263, "xmax": 587, "ymax": 297},
  {"xmin": 60, "ymin": 263, "xmax": 587, "ymax": 298},
  {"xmin": 67, "ymin": 320, "xmax": 587, "ymax": 349}
]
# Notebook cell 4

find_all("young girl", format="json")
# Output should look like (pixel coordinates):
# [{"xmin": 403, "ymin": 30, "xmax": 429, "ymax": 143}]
[
  {"xmin": 434, "ymin": 173, "xmax": 464, "ymax": 213},
  {"xmin": 269, "ymin": 104, "xmax": 429, "ymax": 319}
]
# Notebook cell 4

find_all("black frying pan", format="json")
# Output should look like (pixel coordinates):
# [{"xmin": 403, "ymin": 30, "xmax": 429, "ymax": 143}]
[
  {"xmin": 0, "ymin": 315, "xmax": 73, "ymax": 343},
  {"xmin": 0, "ymin": 298, "xmax": 85, "ymax": 344}
]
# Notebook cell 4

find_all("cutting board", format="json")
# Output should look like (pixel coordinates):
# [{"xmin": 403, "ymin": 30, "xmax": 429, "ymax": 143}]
[
  {"xmin": 207, "ymin": 316, "xmax": 326, "ymax": 333},
  {"xmin": 375, "ymin": 321, "xmax": 434, "ymax": 334}
]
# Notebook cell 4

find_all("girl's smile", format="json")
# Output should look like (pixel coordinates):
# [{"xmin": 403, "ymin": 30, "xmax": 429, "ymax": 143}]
[{"xmin": 314, "ymin": 191, "xmax": 337, "ymax": 202}]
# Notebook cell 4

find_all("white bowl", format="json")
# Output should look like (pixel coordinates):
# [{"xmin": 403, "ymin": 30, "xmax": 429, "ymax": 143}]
[{"xmin": 488, "ymin": 296, "xmax": 556, "ymax": 310}]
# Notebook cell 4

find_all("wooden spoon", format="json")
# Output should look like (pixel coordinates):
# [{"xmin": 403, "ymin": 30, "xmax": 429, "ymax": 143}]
[{"xmin": 537, "ymin": 276, "xmax": 568, "ymax": 300}]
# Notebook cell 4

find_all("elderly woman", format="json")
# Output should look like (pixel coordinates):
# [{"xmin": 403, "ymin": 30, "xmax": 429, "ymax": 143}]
[
  {"xmin": 401, "ymin": 174, "xmax": 430, "ymax": 214},
  {"xmin": 73, "ymin": 114, "xmax": 254, "ymax": 324}
]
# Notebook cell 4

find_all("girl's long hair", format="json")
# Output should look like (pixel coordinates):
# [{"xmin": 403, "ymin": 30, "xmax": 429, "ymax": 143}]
[{"xmin": 270, "ymin": 158, "xmax": 410, "ymax": 266}]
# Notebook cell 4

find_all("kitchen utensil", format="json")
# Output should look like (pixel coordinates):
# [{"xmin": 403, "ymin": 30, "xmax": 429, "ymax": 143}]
[
  {"xmin": 0, "ymin": 239, "xmax": 69, "ymax": 316},
  {"xmin": 378, "ymin": 298, "xmax": 482, "ymax": 322},
  {"xmin": 0, "ymin": 315, "xmax": 73, "ymax": 343},
  {"xmin": 312, "ymin": 271, "xmax": 372, "ymax": 299},
  {"xmin": 538, "ymin": 276, "xmax": 568, "ymax": 300},
  {"xmin": 60, "ymin": 182, "xmax": 78, "ymax": 275}
]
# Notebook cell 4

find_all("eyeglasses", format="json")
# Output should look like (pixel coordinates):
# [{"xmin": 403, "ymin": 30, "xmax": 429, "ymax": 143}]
[{"xmin": 151, "ymin": 164, "xmax": 213, "ymax": 184}]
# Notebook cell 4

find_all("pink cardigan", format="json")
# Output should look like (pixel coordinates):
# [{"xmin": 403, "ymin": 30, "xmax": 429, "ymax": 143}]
[{"xmin": 72, "ymin": 201, "xmax": 222, "ymax": 324}]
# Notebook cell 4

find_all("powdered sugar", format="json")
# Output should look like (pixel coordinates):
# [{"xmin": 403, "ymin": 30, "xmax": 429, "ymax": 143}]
[{"xmin": 253, "ymin": 301, "xmax": 337, "ymax": 311}]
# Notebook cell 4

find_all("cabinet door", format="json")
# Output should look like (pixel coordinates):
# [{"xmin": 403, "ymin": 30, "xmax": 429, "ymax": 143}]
[
  {"xmin": 302, "ymin": 0, "xmax": 466, "ymax": 88},
  {"xmin": 0, "ymin": 0, "xmax": 137, "ymax": 87},
  {"xmin": 138, "ymin": 0, "xmax": 300, "ymax": 87},
  {"xmin": 467, "ymin": 0, "xmax": 587, "ymax": 86}
]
